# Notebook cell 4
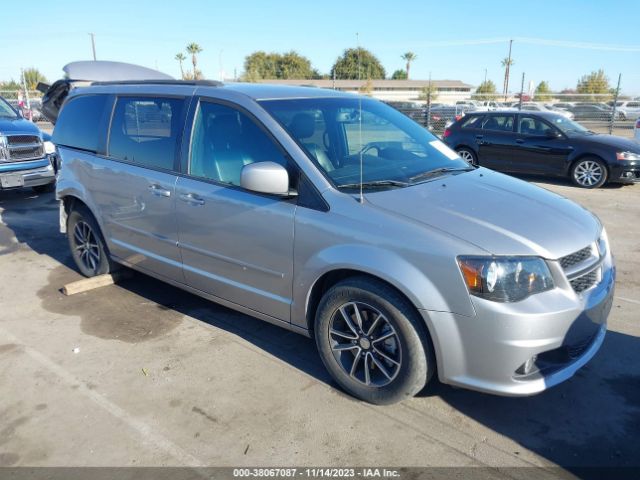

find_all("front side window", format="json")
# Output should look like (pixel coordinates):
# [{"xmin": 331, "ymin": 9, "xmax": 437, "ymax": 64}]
[
  {"xmin": 518, "ymin": 116, "xmax": 554, "ymax": 136},
  {"xmin": 108, "ymin": 96, "xmax": 184, "ymax": 170},
  {"xmin": 189, "ymin": 101, "xmax": 288, "ymax": 186},
  {"xmin": 482, "ymin": 115, "xmax": 514, "ymax": 132},
  {"xmin": 260, "ymin": 97, "xmax": 470, "ymax": 190}
]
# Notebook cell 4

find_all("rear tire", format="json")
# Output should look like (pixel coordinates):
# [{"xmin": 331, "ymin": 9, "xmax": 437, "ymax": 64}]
[
  {"xmin": 67, "ymin": 206, "xmax": 113, "ymax": 277},
  {"xmin": 314, "ymin": 276, "xmax": 435, "ymax": 405},
  {"xmin": 570, "ymin": 157, "xmax": 608, "ymax": 188},
  {"xmin": 456, "ymin": 147, "xmax": 478, "ymax": 166}
]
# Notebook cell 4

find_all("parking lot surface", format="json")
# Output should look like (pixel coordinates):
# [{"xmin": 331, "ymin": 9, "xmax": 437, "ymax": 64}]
[{"xmin": 0, "ymin": 176, "xmax": 638, "ymax": 477}]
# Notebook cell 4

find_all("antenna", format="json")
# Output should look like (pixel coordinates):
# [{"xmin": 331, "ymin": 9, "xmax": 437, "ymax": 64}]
[{"xmin": 357, "ymin": 32, "xmax": 364, "ymax": 204}]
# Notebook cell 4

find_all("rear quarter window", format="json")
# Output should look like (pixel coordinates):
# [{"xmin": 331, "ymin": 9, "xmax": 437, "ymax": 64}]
[
  {"xmin": 52, "ymin": 95, "xmax": 109, "ymax": 152},
  {"xmin": 460, "ymin": 115, "xmax": 484, "ymax": 128}
]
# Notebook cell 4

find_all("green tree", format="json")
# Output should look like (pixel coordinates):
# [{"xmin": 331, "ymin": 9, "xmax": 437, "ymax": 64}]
[
  {"xmin": 330, "ymin": 48, "xmax": 386, "ymax": 80},
  {"xmin": 474, "ymin": 80, "xmax": 497, "ymax": 101},
  {"xmin": 243, "ymin": 51, "xmax": 314, "ymax": 80},
  {"xmin": 418, "ymin": 83, "xmax": 438, "ymax": 102},
  {"xmin": 534, "ymin": 81, "xmax": 553, "ymax": 102},
  {"xmin": 0, "ymin": 79, "xmax": 21, "ymax": 91},
  {"xmin": 22, "ymin": 68, "xmax": 48, "ymax": 91},
  {"xmin": 175, "ymin": 53, "xmax": 186, "ymax": 79},
  {"xmin": 391, "ymin": 69, "xmax": 407, "ymax": 80},
  {"xmin": 186, "ymin": 43, "xmax": 203, "ymax": 79},
  {"xmin": 401, "ymin": 52, "xmax": 417, "ymax": 80},
  {"xmin": 576, "ymin": 69, "xmax": 610, "ymax": 99}
]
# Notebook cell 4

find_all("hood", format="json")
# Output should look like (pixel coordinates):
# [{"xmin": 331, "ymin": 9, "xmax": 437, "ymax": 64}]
[
  {"xmin": 0, "ymin": 117, "xmax": 42, "ymax": 136},
  {"xmin": 365, "ymin": 168, "xmax": 601, "ymax": 259},
  {"xmin": 572, "ymin": 133, "xmax": 640, "ymax": 151}
]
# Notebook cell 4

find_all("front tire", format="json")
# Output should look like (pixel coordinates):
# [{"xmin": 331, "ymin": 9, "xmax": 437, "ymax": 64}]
[
  {"xmin": 456, "ymin": 147, "xmax": 478, "ymax": 166},
  {"xmin": 67, "ymin": 206, "xmax": 113, "ymax": 277},
  {"xmin": 314, "ymin": 277, "xmax": 435, "ymax": 405},
  {"xmin": 571, "ymin": 157, "xmax": 608, "ymax": 188}
]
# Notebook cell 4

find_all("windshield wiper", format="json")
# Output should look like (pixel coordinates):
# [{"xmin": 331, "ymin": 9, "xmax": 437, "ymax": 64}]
[
  {"xmin": 337, "ymin": 179, "xmax": 409, "ymax": 189},
  {"xmin": 409, "ymin": 166, "xmax": 474, "ymax": 184}
]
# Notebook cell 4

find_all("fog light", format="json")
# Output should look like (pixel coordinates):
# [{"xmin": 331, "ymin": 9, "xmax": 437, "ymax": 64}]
[{"xmin": 516, "ymin": 355, "xmax": 538, "ymax": 376}]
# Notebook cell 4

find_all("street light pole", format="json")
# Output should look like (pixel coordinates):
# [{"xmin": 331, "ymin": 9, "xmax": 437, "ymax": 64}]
[{"xmin": 89, "ymin": 33, "xmax": 97, "ymax": 61}]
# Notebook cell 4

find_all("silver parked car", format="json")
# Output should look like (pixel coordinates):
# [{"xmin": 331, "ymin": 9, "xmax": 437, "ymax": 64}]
[{"xmin": 46, "ymin": 63, "xmax": 615, "ymax": 404}]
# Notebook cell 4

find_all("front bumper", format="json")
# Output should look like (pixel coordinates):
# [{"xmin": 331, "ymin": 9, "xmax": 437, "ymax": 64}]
[
  {"xmin": 609, "ymin": 161, "xmax": 640, "ymax": 183},
  {"xmin": 0, "ymin": 158, "xmax": 56, "ymax": 189},
  {"xmin": 421, "ymin": 253, "xmax": 615, "ymax": 396}
]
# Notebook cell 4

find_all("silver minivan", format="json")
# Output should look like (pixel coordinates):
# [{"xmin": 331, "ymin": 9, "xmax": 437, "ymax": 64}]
[{"xmin": 48, "ymin": 67, "xmax": 615, "ymax": 404}]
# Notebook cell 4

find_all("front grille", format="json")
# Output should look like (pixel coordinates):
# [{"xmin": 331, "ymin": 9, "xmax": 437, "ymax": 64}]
[
  {"xmin": 570, "ymin": 268, "xmax": 600, "ymax": 293},
  {"xmin": 7, "ymin": 135, "xmax": 40, "ymax": 145},
  {"xmin": 560, "ymin": 246, "xmax": 593, "ymax": 269},
  {"xmin": 3, "ymin": 135, "xmax": 44, "ymax": 162}
]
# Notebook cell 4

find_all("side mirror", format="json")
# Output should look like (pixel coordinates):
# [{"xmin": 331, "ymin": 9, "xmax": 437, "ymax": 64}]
[{"xmin": 240, "ymin": 162, "xmax": 292, "ymax": 196}]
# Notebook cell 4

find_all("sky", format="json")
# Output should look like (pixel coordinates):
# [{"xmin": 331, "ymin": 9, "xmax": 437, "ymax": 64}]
[{"xmin": 2, "ymin": 0, "xmax": 640, "ymax": 94}]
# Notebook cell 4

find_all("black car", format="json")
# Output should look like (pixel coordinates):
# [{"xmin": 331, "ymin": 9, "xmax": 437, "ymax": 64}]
[{"xmin": 442, "ymin": 110, "xmax": 640, "ymax": 188}]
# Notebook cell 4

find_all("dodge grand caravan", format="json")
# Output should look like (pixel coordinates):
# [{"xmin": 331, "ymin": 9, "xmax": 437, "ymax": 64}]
[{"xmin": 46, "ymin": 65, "xmax": 615, "ymax": 404}]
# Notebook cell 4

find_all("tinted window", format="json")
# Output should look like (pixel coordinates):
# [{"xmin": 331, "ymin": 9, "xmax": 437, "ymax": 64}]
[
  {"xmin": 108, "ymin": 96, "xmax": 184, "ymax": 170},
  {"xmin": 261, "ymin": 98, "xmax": 470, "ymax": 190},
  {"xmin": 518, "ymin": 116, "xmax": 554, "ymax": 135},
  {"xmin": 482, "ymin": 115, "xmax": 514, "ymax": 132},
  {"xmin": 189, "ymin": 101, "xmax": 288, "ymax": 186},
  {"xmin": 460, "ymin": 115, "xmax": 484, "ymax": 128},
  {"xmin": 53, "ymin": 95, "xmax": 109, "ymax": 152}
]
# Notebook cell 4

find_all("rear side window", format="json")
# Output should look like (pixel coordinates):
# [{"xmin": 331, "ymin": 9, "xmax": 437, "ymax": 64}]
[
  {"xmin": 53, "ymin": 95, "xmax": 109, "ymax": 152},
  {"xmin": 460, "ymin": 115, "xmax": 484, "ymax": 129},
  {"xmin": 108, "ymin": 96, "xmax": 184, "ymax": 171},
  {"xmin": 482, "ymin": 115, "xmax": 514, "ymax": 132}
]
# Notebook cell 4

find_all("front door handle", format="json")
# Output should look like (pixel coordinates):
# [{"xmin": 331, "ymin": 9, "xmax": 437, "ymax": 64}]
[
  {"xmin": 179, "ymin": 193, "xmax": 205, "ymax": 206},
  {"xmin": 515, "ymin": 138, "xmax": 525, "ymax": 144},
  {"xmin": 148, "ymin": 184, "xmax": 171, "ymax": 197}
]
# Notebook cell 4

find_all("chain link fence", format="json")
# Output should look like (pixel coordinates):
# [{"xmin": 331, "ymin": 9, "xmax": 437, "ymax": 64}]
[
  {"xmin": 386, "ymin": 92, "xmax": 640, "ymax": 139},
  {"xmin": 0, "ymin": 89, "xmax": 48, "ymax": 124}
]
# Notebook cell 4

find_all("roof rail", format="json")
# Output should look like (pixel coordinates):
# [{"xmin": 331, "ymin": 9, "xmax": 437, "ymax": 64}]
[{"xmin": 90, "ymin": 79, "xmax": 223, "ymax": 87}]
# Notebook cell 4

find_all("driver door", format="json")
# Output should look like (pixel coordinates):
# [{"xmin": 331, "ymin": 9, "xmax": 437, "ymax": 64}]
[
  {"xmin": 175, "ymin": 99, "xmax": 296, "ymax": 322},
  {"xmin": 509, "ymin": 115, "xmax": 572, "ymax": 175}
]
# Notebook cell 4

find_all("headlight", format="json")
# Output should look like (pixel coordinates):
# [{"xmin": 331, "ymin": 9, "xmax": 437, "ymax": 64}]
[
  {"xmin": 616, "ymin": 151, "xmax": 640, "ymax": 161},
  {"xmin": 457, "ymin": 256, "xmax": 554, "ymax": 303},
  {"xmin": 43, "ymin": 140, "xmax": 56, "ymax": 155},
  {"xmin": 0, "ymin": 135, "xmax": 8, "ymax": 161}
]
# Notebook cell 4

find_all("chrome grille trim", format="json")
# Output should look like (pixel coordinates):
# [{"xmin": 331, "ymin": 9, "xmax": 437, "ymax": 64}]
[
  {"xmin": 560, "ymin": 244, "xmax": 603, "ymax": 294},
  {"xmin": 560, "ymin": 246, "xmax": 593, "ymax": 269},
  {"xmin": 1, "ymin": 135, "xmax": 45, "ymax": 163}
]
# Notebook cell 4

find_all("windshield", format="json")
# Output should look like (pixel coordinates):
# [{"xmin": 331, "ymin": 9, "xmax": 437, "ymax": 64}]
[
  {"xmin": 547, "ymin": 114, "xmax": 591, "ymax": 135},
  {"xmin": 0, "ymin": 98, "xmax": 19, "ymax": 119},
  {"xmin": 260, "ymin": 97, "xmax": 470, "ymax": 189}
]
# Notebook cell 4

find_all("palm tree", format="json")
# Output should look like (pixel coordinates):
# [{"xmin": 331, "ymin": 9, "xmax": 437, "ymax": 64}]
[
  {"xmin": 186, "ymin": 43, "xmax": 203, "ymax": 79},
  {"xmin": 501, "ymin": 57, "xmax": 515, "ymax": 98},
  {"xmin": 175, "ymin": 53, "xmax": 186, "ymax": 79},
  {"xmin": 401, "ymin": 52, "xmax": 417, "ymax": 80}
]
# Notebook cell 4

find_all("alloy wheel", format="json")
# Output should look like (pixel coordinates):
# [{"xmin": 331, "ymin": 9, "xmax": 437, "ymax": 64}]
[
  {"xmin": 72, "ymin": 221, "xmax": 101, "ymax": 273},
  {"xmin": 329, "ymin": 302, "xmax": 402, "ymax": 387},
  {"xmin": 457, "ymin": 149, "xmax": 475, "ymax": 165},
  {"xmin": 574, "ymin": 160, "xmax": 603, "ymax": 187}
]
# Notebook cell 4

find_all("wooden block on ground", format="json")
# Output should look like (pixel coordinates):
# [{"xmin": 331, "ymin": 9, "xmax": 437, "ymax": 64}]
[{"xmin": 61, "ymin": 270, "xmax": 132, "ymax": 296}]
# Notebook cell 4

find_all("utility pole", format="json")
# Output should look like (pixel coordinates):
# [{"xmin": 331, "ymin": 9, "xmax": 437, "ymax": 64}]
[
  {"xmin": 484, "ymin": 68, "xmax": 487, "ymax": 84},
  {"xmin": 518, "ymin": 72, "xmax": 525, "ymax": 110},
  {"xmin": 609, "ymin": 73, "xmax": 622, "ymax": 135},
  {"xmin": 20, "ymin": 68, "xmax": 31, "ymax": 120},
  {"xmin": 503, "ymin": 39, "xmax": 513, "ymax": 101},
  {"xmin": 89, "ymin": 33, "xmax": 97, "ymax": 61},
  {"xmin": 426, "ymin": 71, "xmax": 433, "ymax": 131}
]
